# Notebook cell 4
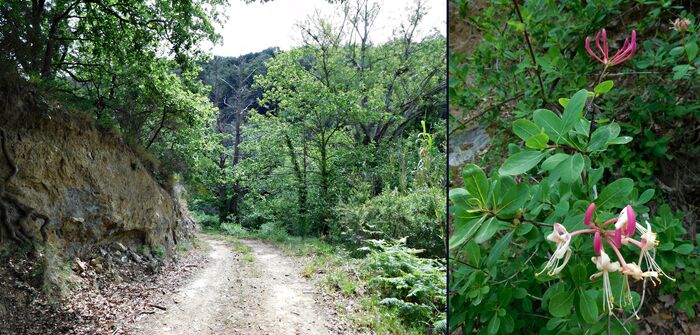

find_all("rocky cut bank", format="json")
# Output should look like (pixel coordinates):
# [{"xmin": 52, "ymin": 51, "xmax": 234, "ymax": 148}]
[{"xmin": 0, "ymin": 74, "xmax": 196, "ymax": 279}]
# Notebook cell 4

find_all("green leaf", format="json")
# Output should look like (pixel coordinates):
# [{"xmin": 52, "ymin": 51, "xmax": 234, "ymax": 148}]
[
  {"xmin": 557, "ymin": 153, "xmax": 583, "ymax": 183},
  {"xmin": 608, "ymin": 122, "xmax": 621, "ymax": 139},
  {"xmin": 587, "ymin": 126, "xmax": 610, "ymax": 151},
  {"xmin": 670, "ymin": 46, "xmax": 685, "ymax": 56},
  {"xmin": 533, "ymin": 109, "xmax": 564, "ymax": 143},
  {"xmin": 496, "ymin": 183, "xmax": 529, "ymax": 217},
  {"xmin": 516, "ymin": 223, "xmax": 534, "ymax": 236},
  {"xmin": 449, "ymin": 188, "xmax": 470, "ymax": 206},
  {"xmin": 546, "ymin": 318, "xmax": 567, "ymax": 331},
  {"xmin": 674, "ymin": 244, "xmax": 694, "ymax": 255},
  {"xmin": 596, "ymin": 178, "xmax": 634, "ymax": 209},
  {"xmin": 474, "ymin": 217, "xmax": 506, "ymax": 244},
  {"xmin": 486, "ymin": 232, "xmax": 513, "ymax": 267},
  {"xmin": 549, "ymin": 291, "xmax": 574, "ymax": 317},
  {"xmin": 594, "ymin": 80, "xmax": 614, "ymax": 94},
  {"xmin": 607, "ymin": 136, "xmax": 632, "ymax": 145},
  {"xmin": 541, "ymin": 153, "xmax": 570, "ymax": 171},
  {"xmin": 487, "ymin": 315, "xmax": 500, "ymax": 335},
  {"xmin": 499, "ymin": 151, "xmax": 547, "ymax": 176},
  {"xmin": 501, "ymin": 314, "xmax": 515, "ymax": 333},
  {"xmin": 687, "ymin": 41, "xmax": 698, "ymax": 62},
  {"xmin": 637, "ymin": 189, "xmax": 655, "ymax": 205},
  {"xmin": 462, "ymin": 164, "xmax": 489, "ymax": 208},
  {"xmin": 558, "ymin": 98, "xmax": 569, "ymax": 108},
  {"xmin": 673, "ymin": 64, "xmax": 692, "ymax": 80},
  {"xmin": 570, "ymin": 265, "xmax": 587, "ymax": 286},
  {"xmin": 464, "ymin": 240, "xmax": 481, "ymax": 266},
  {"xmin": 561, "ymin": 89, "xmax": 588, "ymax": 135},
  {"xmin": 579, "ymin": 289, "xmax": 599, "ymax": 324},
  {"xmin": 558, "ymin": 153, "xmax": 584, "ymax": 184},
  {"xmin": 512, "ymin": 119, "xmax": 542, "ymax": 142},
  {"xmin": 449, "ymin": 216, "xmax": 486, "ymax": 249},
  {"xmin": 658, "ymin": 242, "xmax": 674, "ymax": 251},
  {"xmin": 525, "ymin": 132, "xmax": 549, "ymax": 149}
]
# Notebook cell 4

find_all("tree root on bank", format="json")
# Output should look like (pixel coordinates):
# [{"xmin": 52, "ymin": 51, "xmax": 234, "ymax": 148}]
[{"xmin": 0, "ymin": 128, "xmax": 52, "ymax": 245}]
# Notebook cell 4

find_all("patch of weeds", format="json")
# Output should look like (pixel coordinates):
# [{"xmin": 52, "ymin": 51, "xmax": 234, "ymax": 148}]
[
  {"xmin": 330, "ymin": 271, "xmax": 357, "ymax": 296},
  {"xmin": 152, "ymin": 246, "xmax": 165, "ymax": 258},
  {"xmin": 221, "ymin": 223, "xmax": 249, "ymax": 237},
  {"xmin": 176, "ymin": 241, "xmax": 193, "ymax": 253},
  {"xmin": 302, "ymin": 262, "xmax": 317, "ymax": 278},
  {"xmin": 233, "ymin": 241, "xmax": 252, "ymax": 254},
  {"xmin": 352, "ymin": 296, "xmax": 424, "ymax": 335},
  {"xmin": 135, "ymin": 245, "xmax": 148, "ymax": 255},
  {"xmin": 243, "ymin": 254, "xmax": 255, "ymax": 262}
]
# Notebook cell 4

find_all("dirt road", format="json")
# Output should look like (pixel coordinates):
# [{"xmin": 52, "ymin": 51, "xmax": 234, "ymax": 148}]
[{"xmin": 127, "ymin": 236, "xmax": 343, "ymax": 335}]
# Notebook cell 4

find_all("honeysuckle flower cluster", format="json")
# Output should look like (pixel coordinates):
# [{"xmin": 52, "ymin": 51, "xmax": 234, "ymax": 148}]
[
  {"xmin": 672, "ymin": 18, "xmax": 690, "ymax": 33},
  {"xmin": 537, "ymin": 203, "xmax": 674, "ymax": 314},
  {"xmin": 585, "ymin": 28, "xmax": 637, "ymax": 67}
]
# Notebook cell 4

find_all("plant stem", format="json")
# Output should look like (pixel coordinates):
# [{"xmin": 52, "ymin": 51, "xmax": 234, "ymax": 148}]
[
  {"xmin": 586, "ymin": 65, "xmax": 608, "ymax": 143},
  {"xmin": 511, "ymin": 0, "xmax": 547, "ymax": 104}
]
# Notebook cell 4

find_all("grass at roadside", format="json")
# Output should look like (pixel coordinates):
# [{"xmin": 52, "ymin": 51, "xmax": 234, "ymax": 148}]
[{"xmin": 201, "ymin": 223, "xmax": 445, "ymax": 335}]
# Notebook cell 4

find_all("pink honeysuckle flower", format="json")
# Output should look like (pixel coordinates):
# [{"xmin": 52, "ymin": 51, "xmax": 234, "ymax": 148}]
[
  {"xmin": 585, "ymin": 29, "xmax": 637, "ymax": 66},
  {"xmin": 673, "ymin": 18, "xmax": 690, "ymax": 33},
  {"xmin": 612, "ymin": 228, "xmax": 622, "ymax": 248},
  {"xmin": 536, "ymin": 223, "xmax": 572, "ymax": 276},
  {"xmin": 540, "ymin": 203, "xmax": 675, "ymax": 316},
  {"xmin": 584, "ymin": 203, "xmax": 596, "ymax": 227},
  {"xmin": 622, "ymin": 263, "xmax": 657, "ymax": 281},
  {"xmin": 635, "ymin": 221, "xmax": 675, "ymax": 282},
  {"xmin": 590, "ymin": 250, "xmax": 621, "ymax": 314},
  {"xmin": 614, "ymin": 205, "xmax": 637, "ymax": 236},
  {"xmin": 594, "ymin": 231, "xmax": 602, "ymax": 255}
]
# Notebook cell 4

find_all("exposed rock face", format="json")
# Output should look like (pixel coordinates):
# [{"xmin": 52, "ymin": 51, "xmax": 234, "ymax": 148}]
[{"xmin": 0, "ymin": 94, "xmax": 194, "ymax": 258}]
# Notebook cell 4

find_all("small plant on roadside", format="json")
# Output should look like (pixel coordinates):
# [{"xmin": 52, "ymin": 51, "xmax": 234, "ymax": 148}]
[
  {"xmin": 360, "ymin": 238, "xmax": 446, "ymax": 331},
  {"xmin": 152, "ymin": 246, "xmax": 165, "ymax": 258}
]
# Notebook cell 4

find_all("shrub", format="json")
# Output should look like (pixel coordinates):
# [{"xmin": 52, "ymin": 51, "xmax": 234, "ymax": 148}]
[
  {"xmin": 256, "ymin": 222, "xmax": 289, "ymax": 242},
  {"xmin": 334, "ymin": 187, "xmax": 445, "ymax": 258},
  {"xmin": 360, "ymin": 239, "xmax": 446, "ymax": 331},
  {"xmin": 192, "ymin": 210, "xmax": 220, "ymax": 227},
  {"xmin": 220, "ymin": 223, "xmax": 248, "ymax": 237}
]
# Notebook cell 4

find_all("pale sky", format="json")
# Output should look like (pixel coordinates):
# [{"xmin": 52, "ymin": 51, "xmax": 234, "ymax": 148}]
[{"xmin": 209, "ymin": 0, "xmax": 446, "ymax": 57}]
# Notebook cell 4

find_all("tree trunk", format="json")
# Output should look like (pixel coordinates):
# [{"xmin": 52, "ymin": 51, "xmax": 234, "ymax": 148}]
[
  {"xmin": 318, "ymin": 138, "xmax": 329, "ymax": 236},
  {"xmin": 285, "ymin": 134, "xmax": 308, "ymax": 237}
]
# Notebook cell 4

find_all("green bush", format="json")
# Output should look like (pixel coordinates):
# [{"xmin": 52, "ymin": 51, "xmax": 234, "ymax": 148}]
[
  {"xmin": 256, "ymin": 222, "xmax": 289, "ymax": 242},
  {"xmin": 334, "ymin": 187, "xmax": 445, "ymax": 258},
  {"xmin": 220, "ymin": 223, "xmax": 249, "ymax": 237},
  {"xmin": 360, "ymin": 239, "xmax": 446, "ymax": 331},
  {"xmin": 192, "ymin": 210, "xmax": 220, "ymax": 227}
]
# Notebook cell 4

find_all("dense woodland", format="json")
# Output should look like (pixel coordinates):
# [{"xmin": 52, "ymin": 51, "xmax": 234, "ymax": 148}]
[{"xmin": 1, "ymin": 0, "xmax": 446, "ymax": 333}]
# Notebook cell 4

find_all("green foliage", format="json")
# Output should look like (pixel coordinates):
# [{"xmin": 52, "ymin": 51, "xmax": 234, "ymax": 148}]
[
  {"xmin": 237, "ymin": 0, "xmax": 446, "ymax": 242},
  {"xmin": 220, "ymin": 223, "xmax": 249, "ymax": 237},
  {"xmin": 449, "ymin": 87, "xmax": 698, "ymax": 334},
  {"xmin": 334, "ymin": 187, "xmax": 445, "ymax": 258},
  {"xmin": 450, "ymin": 0, "xmax": 699, "ymax": 192},
  {"xmin": 192, "ymin": 211, "xmax": 221, "ymax": 227},
  {"xmin": 361, "ymin": 239, "xmax": 446, "ymax": 330},
  {"xmin": 152, "ymin": 247, "xmax": 165, "ymax": 258}
]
